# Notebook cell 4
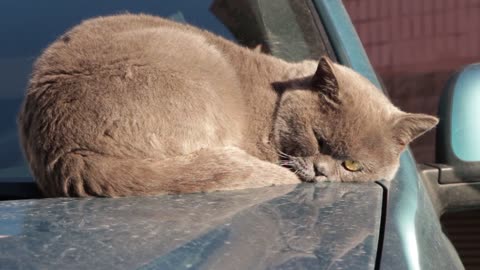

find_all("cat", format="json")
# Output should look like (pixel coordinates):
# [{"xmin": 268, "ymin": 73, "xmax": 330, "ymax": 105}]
[{"xmin": 18, "ymin": 14, "xmax": 438, "ymax": 197}]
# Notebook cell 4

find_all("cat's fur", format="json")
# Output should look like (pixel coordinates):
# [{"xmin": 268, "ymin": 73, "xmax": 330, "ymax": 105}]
[{"xmin": 18, "ymin": 14, "xmax": 438, "ymax": 197}]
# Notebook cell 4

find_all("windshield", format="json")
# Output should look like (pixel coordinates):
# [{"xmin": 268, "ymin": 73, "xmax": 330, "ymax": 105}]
[{"xmin": 0, "ymin": 0, "xmax": 330, "ymax": 182}]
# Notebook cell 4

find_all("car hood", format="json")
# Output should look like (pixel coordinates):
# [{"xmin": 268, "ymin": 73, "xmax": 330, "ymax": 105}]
[{"xmin": 0, "ymin": 182, "xmax": 383, "ymax": 269}]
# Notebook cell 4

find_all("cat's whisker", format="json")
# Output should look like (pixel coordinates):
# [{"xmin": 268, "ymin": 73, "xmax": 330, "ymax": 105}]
[
  {"xmin": 278, "ymin": 160, "xmax": 293, "ymax": 165},
  {"xmin": 272, "ymin": 145, "xmax": 296, "ymax": 161}
]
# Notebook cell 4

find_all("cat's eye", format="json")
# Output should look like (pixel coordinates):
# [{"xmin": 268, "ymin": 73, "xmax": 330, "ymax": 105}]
[{"xmin": 343, "ymin": 160, "xmax": 363, "ymax": 172}]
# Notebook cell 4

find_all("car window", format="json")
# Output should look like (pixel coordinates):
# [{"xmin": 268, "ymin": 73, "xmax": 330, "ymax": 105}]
[{"xmin": 0, "ymin": 0, "xmax": 331, "ymax": 181}]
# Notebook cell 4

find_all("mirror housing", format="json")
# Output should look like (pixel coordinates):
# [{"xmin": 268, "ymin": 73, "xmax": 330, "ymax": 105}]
[{"xmin": 436, "ymin": 64, "xmax": 480, "ymax": 183}]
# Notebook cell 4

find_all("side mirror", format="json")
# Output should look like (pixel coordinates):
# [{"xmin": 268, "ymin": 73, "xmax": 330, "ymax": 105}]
[{"xmin": 436, "ymin": 64, "xmax": 480, "ymax": 183}]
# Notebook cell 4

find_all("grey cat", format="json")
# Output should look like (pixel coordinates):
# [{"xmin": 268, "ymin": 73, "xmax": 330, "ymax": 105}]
[{"xmin": 18, "ymin": 14, "xmax": 438, "ymax": 197}]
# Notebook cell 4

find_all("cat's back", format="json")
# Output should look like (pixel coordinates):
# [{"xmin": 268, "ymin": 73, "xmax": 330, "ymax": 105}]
[
  {"xmin": 34, "ymin": 14, "xmax": 234, "ymax": 83},
  {"xmin": 21, "ymin": 14, "xmax": 246, "ymax": 160}
]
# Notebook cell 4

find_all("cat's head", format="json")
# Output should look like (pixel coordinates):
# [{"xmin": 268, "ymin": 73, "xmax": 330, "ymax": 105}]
[{"xmin": 273, "ymin": 56, "xmax": 438, "ymax": 182}]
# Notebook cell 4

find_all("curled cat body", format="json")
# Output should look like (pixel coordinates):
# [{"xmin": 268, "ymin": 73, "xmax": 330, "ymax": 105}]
[{"xmin": 19, "ymin": 14, "xmax": 438, "ymax": 197}]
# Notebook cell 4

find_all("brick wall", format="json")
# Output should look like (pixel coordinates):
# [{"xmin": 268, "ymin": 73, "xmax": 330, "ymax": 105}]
[{"xmin": 344, "ymin": 0, "xmax": 480, "ymax": 163}]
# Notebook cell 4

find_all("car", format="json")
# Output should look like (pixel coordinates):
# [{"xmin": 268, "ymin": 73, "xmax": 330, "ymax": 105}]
[{"xmin": 0, "ymin": 0, "xmax": 478, "ymax": 269}]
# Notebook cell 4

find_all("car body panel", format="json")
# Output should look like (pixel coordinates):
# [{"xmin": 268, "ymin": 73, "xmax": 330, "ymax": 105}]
[
  {"xmin": 380, "ymin": 154, "xmax": 463, "ymax": 270},
  {"xmin": 0, "ymin": 183, "xmax": 382, "ymax": 269}
]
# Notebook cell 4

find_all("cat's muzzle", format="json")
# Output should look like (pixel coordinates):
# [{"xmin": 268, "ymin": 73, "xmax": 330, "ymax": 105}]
[{"xmin": 281, "ymin": 156, "xmax": 325, "ymax": 183}]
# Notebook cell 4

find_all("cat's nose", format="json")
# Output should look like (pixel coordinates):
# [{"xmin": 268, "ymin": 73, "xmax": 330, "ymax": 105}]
[{"xmin": 314, "ymin": 163, "xmax": 327, "ymax": 177}]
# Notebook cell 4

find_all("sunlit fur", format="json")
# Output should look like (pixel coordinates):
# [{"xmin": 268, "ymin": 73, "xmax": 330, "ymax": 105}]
[
  {"xmin": 18, "ymin": 14, "xmax": 438, "ymax": 197},
  {"xmin": 273, "ymin": 58, "xmax": 439, "ymax": 182}
]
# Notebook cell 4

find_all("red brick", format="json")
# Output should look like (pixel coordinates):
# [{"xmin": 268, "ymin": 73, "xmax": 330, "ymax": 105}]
[
  {"xmin": 367, "ymin": 45, "xmax": 380, "ymax": 67},
  {"xmin": 398, "ymin": 41, "xmax": 413, "ymax": 65},
  {"xmin": 434, "ymin": 13, "xmax": 445, "ymax": 35},
  {"xmin": 423, "ymin": 38, "xmax": 434, "ymax": 62},
  {"xmin": 428, "ymin": 39, "xmax": 438, "ymax": 62},
  {"xmin": 364, "ymin": 0, "xmax": 371, "ymax": 20},
  {"xmin": 392, "ymin": 43, "xmax": 402, "ymax": 66},
  {"xmin": 475, "ymin": 33, "xmax": 480, "ymax": 58},
  {"xmin": 420, "ymin": 43, "xmax": 432, "ymax": 64},
  {"xmin": 424, "ymin": 14, "xmax": 434, "ymax": 36},
  {"xmin": 412, "ymin": 0, "xmax": 423, "ymax": 15},
  {"xmin": 420, "ymin": 0, "xmax": 428, "ymax": 14},
  {"xmin": 470, "ymin": 7, "xmax": 480, "ymax": 32},
  {"xmin": 466, "ymin": 10, "xmax": 474, "ymax": 34},
  {"xmin": 359, "ymin": 0, "xmax": 368, "ymax": 20},
  {"xmin": 446, "ymin": 0, "xmax": 456, "ymax": 10},
  {"xmin": 436, "ymin": 36, "xmax": 453, "ymax": 56},
  {"xmin": 379, "ymin": 20, "xmax": 391, "ymax": 42},
  {"xmin": 368, "ymin": 0, "xmax": 378, "ymax": 20},
  {"xmin": 369, "ymin": 21, "xmax": 380, "ymax": 44},
  {"xmin": 376, "ymin": 20, "xmax": 386, "ymax": 43},
  {"xmin": 433, "ymin": 0, "xmax": 445, "ymax": 12},
  {"xmin": 346, "ymin": 1, "xmax": 357, "ymax": 21},
  {"xmin": 380, "ymin": 44, "xmax": 392, "ymax": 68},
  {"xmin": 408, "ymin": 0, "xmax": 417, "ymax": 14},
  {"xmin": 457, "ymin": 1, "xmax": 467, "ymax": 9},
  {"xmin": 378, "ymin": 44, "xmax": 388, "ymax": 68},
  {"xmin": 458, "ymin": 10, "xmax": 470, "ymax": 32},
  {"xmin": 465, "ymin": 34, "xmax": 473, "ymax": 58},
  {"xmin": 424, "ymin": 0, "xmax": 435, "ymax": 13},
  {"xmin": 390, "ymin": 16, "xmax": 401, "ymax": 41},
  {"xmin": 458, "ymin": 34, "xmax": 470, "ymax": 58},
  {"xmin": 468, "ymin": 0, "xmax": 480, "ymax": 8},
  {"xmin": 403, "ymin": 41, "xmax": 415, "ymax": 63},
  {"xmin": 354, "ymin": 1, "xmax": 363, "ymax": 21},
  {"xmin": 367, "ymin": 21, "xmax": 376, "ymax": 44},
  {"xmin": 445, "ymin": 12, "xmax": 457, "ymax": 34},
  {"xmin": 356, "ymin": 22, "xmax": 368, "ymax": 44},
  {"xmin": 391, "ymin": 0, "xmax": 400, "ymax": 17},
  {"xmin": 400, "ymin": 0, "xmax": 410, "ymax": 15},
  {"xmin": 413, "ymin": 40, "xmax": 427, "ymax": 64},
  {"xmin": 364, "ymin": 22, "xmax": 374, "ymax": 44},
  {"xmin": 412, "ymin": 15, "xmax": 422, "ymax": 37},
  {"xmin": 373, "ymin": 44, "xmax": 381, "ymax": 67},
  {"xmin": 374, "ymin": 44, "xmax": 384, "ymax": 67},
  {"xmin": 378, "ymin": 0, "xmax": 389, "ymax": 18},
  {"xmin": 446, "ymin": 35, "xmax": 457, "ymax": 56},
  {"xmin": 430, "ymin": 37, "xmax": 441, "ymax": 61},
  {"xmin": 400, "ymin": 17, "xmax": 413, "ymax": 40}
]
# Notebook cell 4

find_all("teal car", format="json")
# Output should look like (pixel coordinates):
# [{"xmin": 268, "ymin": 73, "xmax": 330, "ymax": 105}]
[{"xmin": 0, "ymin": 0, "xmax": 479, "ymax": 269}]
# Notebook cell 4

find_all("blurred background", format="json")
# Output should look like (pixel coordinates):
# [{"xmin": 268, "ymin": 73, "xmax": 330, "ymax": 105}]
[{"xmin": 344, "ymin": 0, "xmax": 480, "ymax": 164}]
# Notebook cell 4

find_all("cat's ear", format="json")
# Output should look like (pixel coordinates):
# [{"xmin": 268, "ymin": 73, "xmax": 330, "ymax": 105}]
[
  {"xmin": 311, "ymin": 56, "xmax": 339, "ymax": 94},
  {"xmin": 392, "ymin": 113, "xmax": 439, "ymax": 147}
]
